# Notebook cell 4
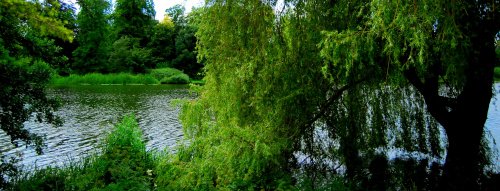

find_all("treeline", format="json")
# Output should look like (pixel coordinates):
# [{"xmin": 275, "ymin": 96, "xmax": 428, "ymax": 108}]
[{"xmin": 55, "ymin": 0, "xmax": 202, "ymax": 78}]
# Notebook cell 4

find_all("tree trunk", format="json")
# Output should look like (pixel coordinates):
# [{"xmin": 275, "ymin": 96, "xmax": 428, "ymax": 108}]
[
  {"xmin": 439, "ymin": 33, "xmax": 496, "ymax": 190},
  {"xmin": 440, "ymin": 114, "xmax": 485, "ymax": 190},
  {"xmin": 405, "ymin": 26, "xmax": 496, "ymax": 190}
]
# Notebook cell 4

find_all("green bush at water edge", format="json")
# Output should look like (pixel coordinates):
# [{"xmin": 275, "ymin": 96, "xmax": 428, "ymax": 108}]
[
  {"xmin": 149, "ymin": 67, "xmax": 191, "ymax": 84},
  {"xmin": 12, "ymin": 115, "xmax": 156, "ymax": 190},
  {"xmin": 149, "ymin": 68, "xmax": 189, "ymax": 83},
  {"xmin": 160, "ymin": 74, "xmax": 190, "ymax": 84}
]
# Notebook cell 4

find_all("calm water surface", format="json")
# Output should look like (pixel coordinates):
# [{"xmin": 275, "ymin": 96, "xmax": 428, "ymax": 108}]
[{"xmin": 0, "ymin": 83, "xmax": 499, "ymax": 170}]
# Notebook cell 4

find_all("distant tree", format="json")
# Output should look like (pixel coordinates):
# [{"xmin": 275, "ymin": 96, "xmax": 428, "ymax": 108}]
[
  {"xmin": 172, "ymin": 19, "xmax": 199, "ymax": 78},
  {"xmin": 51, "ymin": 0, "xmax": 78, "ymax": 75},
  {"xmin": 108, "ymin": 36, "xmax": 153, "ymax": 73},
  {"xmin": 113, "ymin": 0, "xmax": 155, "ymax": 46},
  {"xmin": 165, "ymin": 6, "xmax": 203, "ymax": 78},
  {"xmin": 72, "ymin": 0, "xmax": 111, "ymax": 74},
  {"xmin": 110, "ymin": 0, "xmax": 155, "ymax": 72},
  {"xmin": 0, "ymin": 0, "xmax": 72, "ymax": 188},
  {"xmin": 148, "ymin": 16, "xmax": 176, "ymax": 67},
  {"xmin": 166, "ymin": 4, "xmax": 185, "ymax": 28}
]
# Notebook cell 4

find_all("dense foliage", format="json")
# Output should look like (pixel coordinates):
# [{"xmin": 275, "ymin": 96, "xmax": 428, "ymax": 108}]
[
  {"xmin": 0, "ymin": 0, "xmax": 72, "ymax": 187},
  {"xmin": 168, "ymin": 6, "xmax": 203, "ymax": 79},
  {"xmin": 2, "ymin": 0, "xmax": 499, "ymax": 190},
  {"xmin": 71, "ymin": 0, "xmax": 202, "ymax": 76},
  {"xmin": 50, "ymin": 0, "xmax": 78, "ymax": 75},
  {"xmin": 113, "ymin": 0, "xmax": 155, "ymax": 45},
  {"xmin": 72, "ymin": 0, "xmax": 111, "ymax": 74},
  {"xmin": 319, "ymin": 0, "xmax": 499, "ymax": 190},
  {"xmin": 172, "ymin": 0, "xmax": 499, "ymax": 190},
  {"xmin": 148, "ymin": 5, "xmax": 204, "ymax": 79}
]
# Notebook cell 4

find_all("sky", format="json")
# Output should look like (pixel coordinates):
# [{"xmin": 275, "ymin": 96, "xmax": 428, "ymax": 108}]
[
  {"xmin": 66, "ymin": 0, "xmax": 204, "ymax": 21},
  {"xmin": 153, "ymin": 0, "xmax": 203, "ymax": 20}
]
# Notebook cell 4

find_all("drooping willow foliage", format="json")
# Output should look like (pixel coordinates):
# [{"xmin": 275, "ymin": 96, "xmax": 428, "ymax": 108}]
[{"xmin": 162, "ymin": 0, "xmax": 498, "ymax": 190}]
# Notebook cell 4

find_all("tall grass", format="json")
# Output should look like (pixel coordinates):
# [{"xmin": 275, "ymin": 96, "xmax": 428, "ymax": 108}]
[
  {"xmin": 51, "ymin": 68, "xmax": 194, "ymax": 85},
  {"xmin": 51, "ymin": 73, "xmax": 158, "ymax": 85},
  {"xmin": 11, "ymin": 115, "xmax": 157, "ymax": 190}
]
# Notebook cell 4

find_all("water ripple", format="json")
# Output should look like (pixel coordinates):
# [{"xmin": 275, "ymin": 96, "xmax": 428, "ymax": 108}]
[{"xmin": 1, "ymin": 85, "xmax": 189, "ymax": 170}]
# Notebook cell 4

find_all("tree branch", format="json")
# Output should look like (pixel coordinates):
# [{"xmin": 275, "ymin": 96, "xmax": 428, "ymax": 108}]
[
  {"xmin": 404, "ymin": 67, "xmax": 426, "ymax": 95},
  {"xmin": 404, "ymin": 67, "xmax": 452, "ymax": 127},
  {"xmin": 304, "ymin": 77, "xmax": 367, "ymax": 129}
]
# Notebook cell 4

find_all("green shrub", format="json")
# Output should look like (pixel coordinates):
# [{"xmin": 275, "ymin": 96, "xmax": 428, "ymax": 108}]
[
  {"xmin": 51, "ymin": 68, "xmax": 192, "ymax": 85},
  {"xmin": 149, "ymin": 68, "xmax": 184, "ymax": 80},
  {"xmin": 160, "ymin": 73, "xmax": 190, "ymax": 84},
  {"xmin": 13, "ymin": 167, "xmax": 68, "ymax": 191},
  {"xmin": 11, "ymin": 115, "xmax": 156, "ymax": 191},
  {"xmin": 99, "ymin": 115, "xmax": 154, "ymax": 190},
  {"xmin": 149, "ymin": 68, "xmax": 190, "ymax": 84}
]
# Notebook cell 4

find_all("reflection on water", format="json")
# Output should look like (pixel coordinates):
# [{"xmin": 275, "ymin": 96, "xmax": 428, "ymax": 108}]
[
  {"xmin": 0, "ymin": 83, "xmax": 499, "ymax": 171},
  {"xmin": 486, "ymin": 83, "xmax": 500, "ymax": 170},
  {"xmin": 0, "ymin": 85, "xmax": 190, "ymax": 170}
]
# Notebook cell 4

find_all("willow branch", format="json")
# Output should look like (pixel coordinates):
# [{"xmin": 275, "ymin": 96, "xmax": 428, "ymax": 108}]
[
  {"xmin": 404, "ymin": 67, "xmax": 453, "ymax": 126},
  {"xmin": 304, "ymin": 77, "xmax": 367, "ymax": 129}
]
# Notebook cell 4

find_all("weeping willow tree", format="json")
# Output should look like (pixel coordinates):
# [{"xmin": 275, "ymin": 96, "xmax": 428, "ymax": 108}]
[
  {"xmin": 319, "ymin": 0, "xmax": 499, "ymax": 190},
  {"xmin": 163, "ymin": 0, "xmax": 499, "ymax": 190},
  {"xmin": 159, "ymin": 1, "xmax": 334, "ymax": 190}
]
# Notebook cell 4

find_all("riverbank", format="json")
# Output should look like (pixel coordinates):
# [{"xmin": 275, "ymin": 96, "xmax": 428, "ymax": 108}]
[
  {"xmin": 9, "ymin": 114, "xmax": 500, "ymax": 190},
  {"xmin": 10, "ymin": 115, "xmax": 351, "ymax": 190},
  {"xmin": 11, "ymin": 115, "xmax": 158, "ymax": 190},
  {"xmin": 50, "ymin": 68, "xmax": 205, "ymax": 85}
]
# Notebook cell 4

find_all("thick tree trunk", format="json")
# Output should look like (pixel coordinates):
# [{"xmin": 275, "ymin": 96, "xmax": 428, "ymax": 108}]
[
  {"xmin": 439, "ymin": 34, "xmax": 496, "ymax": 190},
  {"xmin": 405, "ymin": 27, "xmax": 496, "ymax": 190},
  {"xmin": 448, "ymin": 46, "xmax": 494, "ymax": 190},
  {"xmin": 440, "ymin": 110, "xmax": 486, "ymax": 190},
  {"xmin": 343, "ymin": 90, "xmax": 362, "ymax": 182}
]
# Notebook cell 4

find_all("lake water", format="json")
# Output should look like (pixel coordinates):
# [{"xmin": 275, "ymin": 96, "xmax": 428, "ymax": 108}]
[
  {"xmin": 486, "ymin": 83, "xmax": 500, "ymax": 169},
  {"xmin": 0, "ymin": 85, "xmax": 190, "ymax": 169},
  {"xmin": 0, "ymin": 83, "xmax": 499, "ymax": 170}
]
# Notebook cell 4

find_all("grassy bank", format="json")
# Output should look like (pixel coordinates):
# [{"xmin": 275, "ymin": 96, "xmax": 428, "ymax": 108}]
[
  {"xmin": 51, "ymin": 73, "xmax": 159, "ymax": 85},
  {"xmin": 51, "ymin": 68, "xmax": 195, "ymax": 85},
  {"xmin": 17, "ymin": 114, "xmax": 500, "ymax": 190},
  {"xmin": 12, "ymin": 115, "xmax": 157, "ymax": 190},
  {"xmin": 10, "ymin": 115, "xmax": 349, "ymax": 191}
]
